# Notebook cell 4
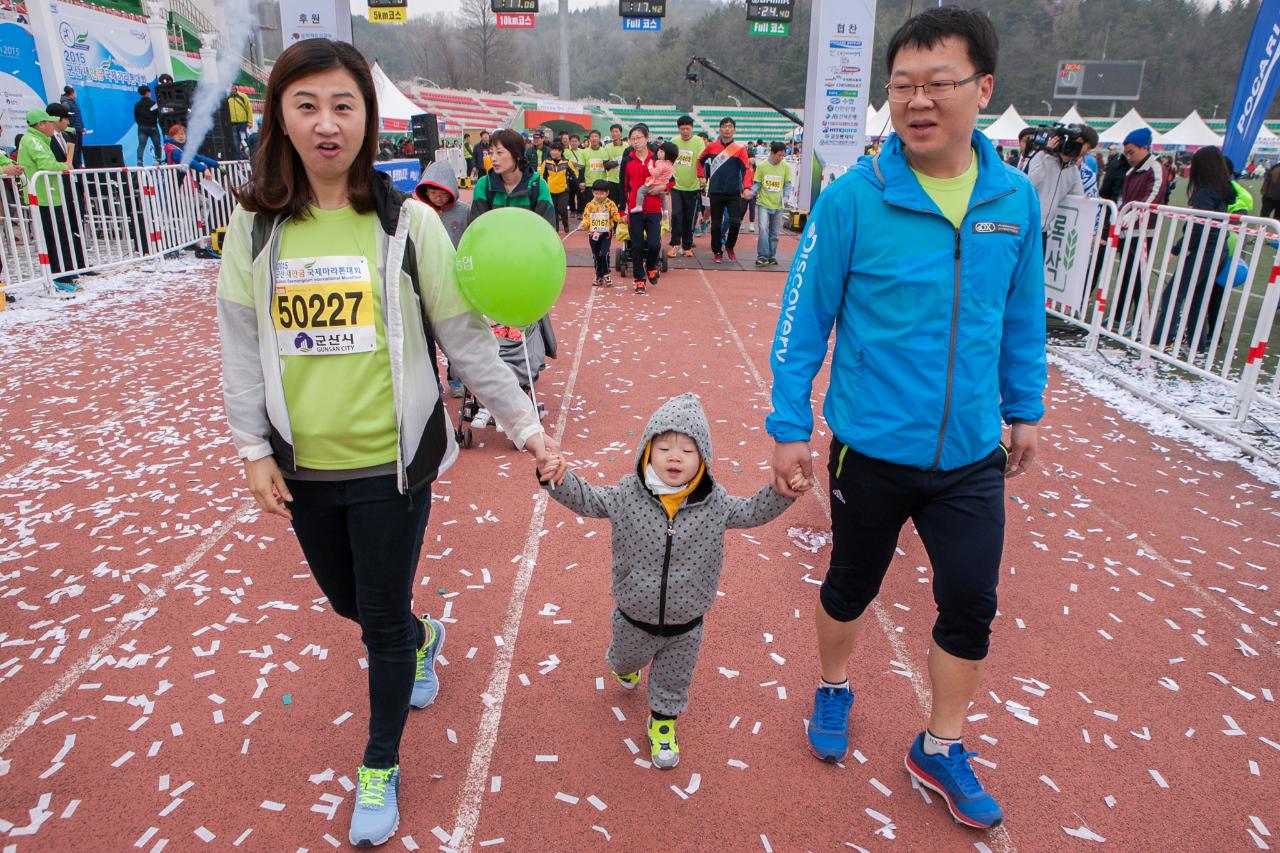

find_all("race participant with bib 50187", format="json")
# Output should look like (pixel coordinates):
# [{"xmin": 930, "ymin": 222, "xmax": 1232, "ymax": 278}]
[{"xmin": 216, "ymin": 38, "xmax": 565, "ymax": 849}]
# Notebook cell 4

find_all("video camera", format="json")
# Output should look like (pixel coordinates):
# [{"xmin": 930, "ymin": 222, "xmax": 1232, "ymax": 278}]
[{"xmin": 1031, "ymin": 123, "xmax": 1087, "ymax": 159}]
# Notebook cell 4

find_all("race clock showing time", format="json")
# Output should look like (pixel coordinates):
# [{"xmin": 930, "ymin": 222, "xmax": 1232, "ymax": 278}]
[
  {"xmin": 618, "ymin": 0, "xmax": 665, "ymax": 17},
  {"xmin": 747, "ymin": 0, "xmax": 793, "ymax": 22},
  {"xmin": 492, "ymin": 0, "xmax": 538, "ymax": 12}
]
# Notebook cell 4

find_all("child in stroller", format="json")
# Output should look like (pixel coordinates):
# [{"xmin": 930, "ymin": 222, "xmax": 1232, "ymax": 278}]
[{"xmin": 456, "ymin": 315, "xmax": 558, "ymax": 448}]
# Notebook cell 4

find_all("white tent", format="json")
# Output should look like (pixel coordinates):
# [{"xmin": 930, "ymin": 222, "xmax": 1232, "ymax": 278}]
[
  {"xmin": 1158, "ymin": 110, "xmax": 1223, "ymax": 149},
  {"xmin": 1098, "ymin": 108, "xmax": 1159, "ymax": 146},
  {"xmin": 865, "ymin": 102, "xmax": 893, "ymax": 138},
  {"xmin": 1253, "ymin": 123, "xmax": 1280, "ymax": 153},
  {"xmin": 372, "ymin": 63, "xmax": 423, "ymax": 132},
  {"xmin": 981, "ymin": 104, "xmax": 1030, "ymax": 143},
  {"xmin": 1059, "ymin": 105, "xmax": 1086, "ymax": 125}
]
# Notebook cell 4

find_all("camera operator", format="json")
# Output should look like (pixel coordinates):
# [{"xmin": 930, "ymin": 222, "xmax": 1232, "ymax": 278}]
[
  {"xmin": 1014, "ymin": 126, "xmax": 1037, "ymax": 172},
  {"xmin": 1027, "ymin": 123, "xmax": 1098, "ymax": 246}
]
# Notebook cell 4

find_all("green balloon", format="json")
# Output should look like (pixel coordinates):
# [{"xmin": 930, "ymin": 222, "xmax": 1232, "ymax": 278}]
[{"xmin": 454, "ymin": 207, "xmax": 566, "ymax": 327}]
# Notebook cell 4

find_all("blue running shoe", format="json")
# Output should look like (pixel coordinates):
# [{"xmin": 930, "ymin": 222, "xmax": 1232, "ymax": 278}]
[
  {"xmin": 905, "ymin": 733, "xmax": 1004, "ymax": 828},
  {"xmin": 807, "ymin": 685, "xmax": 854, "ymax": 761},
  {"xmin": 349, "ymin": 765, "xmax": 400, "ymax": 847},
  {"xmin": 410, "ymin": 616, "xmax": 445, "ymax": 709}
]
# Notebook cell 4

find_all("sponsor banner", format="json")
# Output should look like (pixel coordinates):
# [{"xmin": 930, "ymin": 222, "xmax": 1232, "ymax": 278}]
[
  {"xmin": 39, "ymin": 2, "xmax": 156, "ymax": 159},
  {"xmin": 1223, "ymin": 0, "xmax": 1280, "ymax": 167},
  {"xmin": 1043, "ymin": 195, "xmax": 1101, "ymax": 314},
  {"xmin": 279, "ymin": 0, "xmax": 353, "ymax": 45},
  {"xmin": 497, "ymin": 12, "xmax": 535, "ymax": 27},
  {"xmin": 0, "ymin": 17, "xmax": 47, "ymax": 150},
  {"xmin": 800, "ymin": 0, "xmax": 876, "ymax": 210},
  {"xmin": 373, "ymin": 158, "xmax": 422, "ymax": 193}
]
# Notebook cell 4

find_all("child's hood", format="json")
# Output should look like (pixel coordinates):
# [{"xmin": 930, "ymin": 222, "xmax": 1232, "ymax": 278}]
[
  {"xmin": 414, "ymin": 159, "xmax": 459, "ymax": 209},
  {"xmin": 633, "ymin": 393, "xmax": 713, "ymax": 476}
]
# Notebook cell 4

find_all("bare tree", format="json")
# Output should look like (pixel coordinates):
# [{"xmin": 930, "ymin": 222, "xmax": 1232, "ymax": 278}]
[
  {"xmin": 427, "ymin": 18, "xmax": 463, "ymax": 89},
  {"xmin": 459, "ymin": 0, "xmax": 507, "ymax": 91}
]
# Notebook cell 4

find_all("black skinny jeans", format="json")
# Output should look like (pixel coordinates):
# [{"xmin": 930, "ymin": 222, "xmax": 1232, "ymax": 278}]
[
  {"xmin": 286, "ymin": 475, "xmax": 431, "ymax": 769},
  {"xmin": 629, "ymin": 210, "xmax": 661, "ymax": 280}
]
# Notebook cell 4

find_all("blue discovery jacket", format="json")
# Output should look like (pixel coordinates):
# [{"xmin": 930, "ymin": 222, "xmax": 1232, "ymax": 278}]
[{"xmin": 766, "ymin": 130, "xmax": 1046, "ymax": 472}]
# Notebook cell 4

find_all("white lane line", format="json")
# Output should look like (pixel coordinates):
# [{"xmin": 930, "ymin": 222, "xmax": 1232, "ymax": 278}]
[
  {"xmin": 696, "ymin": 268, "xmax": 1017, "ymax": 853},
  {"xmin": 452, "ymin": 285, "xmax": 597, "ymax": 853},
  {"xmin": 0, "ymin": 500, "xmax": 256, "ymax": 755}
]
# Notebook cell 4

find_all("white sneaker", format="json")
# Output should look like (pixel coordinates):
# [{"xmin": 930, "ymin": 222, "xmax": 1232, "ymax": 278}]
[{"xmin": 472, "ymin": 407, "xmax": 491, "ymax": 429}]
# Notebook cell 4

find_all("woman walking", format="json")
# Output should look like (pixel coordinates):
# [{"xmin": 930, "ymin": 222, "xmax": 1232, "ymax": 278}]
[
  {"xmin": 216, "ymin": 39, "xmax": 564, "ymax": 848},
  {"xmin": 469, "ymin": 127, "xmax": 556, "ymax": 226}
]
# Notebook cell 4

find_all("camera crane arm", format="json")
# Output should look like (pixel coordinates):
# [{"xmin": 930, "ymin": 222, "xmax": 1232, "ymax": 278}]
[{"xmin": 685, "ymin": 56, "xmax": 803, "ymax": 128}]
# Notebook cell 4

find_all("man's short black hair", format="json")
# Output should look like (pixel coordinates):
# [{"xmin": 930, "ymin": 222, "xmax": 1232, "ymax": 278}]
[
  {"xmin": 720, "ymin": 117, "xmax": 736, "ymax": 127},
  {"xmin": 770, "ymin": 141, "xmax": 786, "ymax": 154},
  {"xmin": 550, "ymin": 141, "xmax": 563, "ymax": 151},
  {"xmin": 138, "ymin": 85, "xmax": 150, "ymax": 96},
  {"xmin": 1017, "ymin": 127, "xmax": 1037, "ymax": 140},
  {"xmin": 610, "ymin": 123, "xmax": 623, "ymax": 133},
  {"xmin": 677, "ymin": 114, "xmax": 694, "ymax": 127},
  {"xmin": 570, "ymin": 133, "xmax": 580, "ymax": 141},
  {"xmin": 63, "ymin": 85, "xmax": 75, "ymax": 96},
  {"xmin": 885, "ymin": 6, "xmax": 998, "ymax": 77},
  {"xmin": 1079, "ymin": 124, "xmax": 1099, "ymax": 149},
  {"xmin": 589, "ymin": 128, "xmax": 601, "ymax": 137}
]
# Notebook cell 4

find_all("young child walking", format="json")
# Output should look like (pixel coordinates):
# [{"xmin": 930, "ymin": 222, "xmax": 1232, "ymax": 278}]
[
  {"xmin": 542, "ymin": 393, "xmax": 806, "ymax": 768},
  {"xmin": 630, "ymin": 141, "xmax": 677, "ymax": 215},
  {"xmin": 581, "ymin": 179, "xmax": 621, "ymax": 288}
]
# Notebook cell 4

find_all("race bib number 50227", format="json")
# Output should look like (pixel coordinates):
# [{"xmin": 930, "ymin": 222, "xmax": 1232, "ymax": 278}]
[{"xmin": 272, "ymin": 256, "xmax": 376, "ymax": 356}]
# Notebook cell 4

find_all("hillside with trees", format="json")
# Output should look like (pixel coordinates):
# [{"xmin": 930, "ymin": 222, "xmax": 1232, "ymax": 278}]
[{"xmin": 352, "ymin": 0, "xmax": 1268, "ymax": 118}]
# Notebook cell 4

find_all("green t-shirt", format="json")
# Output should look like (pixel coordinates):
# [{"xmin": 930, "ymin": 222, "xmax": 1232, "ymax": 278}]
[
  {"xmin": 276, "ymin": 205, "xmax": 398, "ymax": 470},
  {"xmin": 580, "ymin": 144, "xmax": 608, "ymax": 186},
  {"xmin": 671, "ymin": 134, "xmax": 706, "ymax": 192},
  {"xmin": 911, "ymin": 150, "xmax": 977, "ymax": 229},
  {"xmin": 602, "ymin": 141, "xmax": 627, "ymax": 183},
  {"xmin": 753, "ymin": 158, "xmax": 793, "ymax": 210}
]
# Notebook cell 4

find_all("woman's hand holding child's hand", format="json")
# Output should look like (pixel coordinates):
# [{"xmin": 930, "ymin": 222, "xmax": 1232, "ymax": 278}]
[{"xmin": 787, "ymin": 469, "xmax": 812, "ymax": 494}]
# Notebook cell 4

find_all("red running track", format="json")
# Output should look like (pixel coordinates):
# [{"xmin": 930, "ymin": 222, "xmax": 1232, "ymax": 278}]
[{"xmin": 0, "ymin": 228, "xmax": 1277, "ymax": 852}]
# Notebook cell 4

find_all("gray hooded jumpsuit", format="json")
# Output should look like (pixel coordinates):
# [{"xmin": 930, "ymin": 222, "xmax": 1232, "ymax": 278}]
[{"xmin": 545, "ymin": 393, "xmax": 793, "ymax": 716}]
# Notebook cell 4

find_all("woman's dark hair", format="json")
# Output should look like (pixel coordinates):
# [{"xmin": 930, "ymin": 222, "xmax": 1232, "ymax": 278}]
[
  {"xmin": 236, "ymin": 38, "xmax": 378, "ymax": 219},
  {"xmin": 628, "ymin": 123, "xmax": 649, "ymax": 139},
  {"xmin": 489, "ymin": 128, "xmax": 529, "ymax": 172},
  {"xmin": 886, "ymin": 6, "xmax": 999, "ymax": 77},
  {"xmin": 658, "ymin": 140, "xmax": 678, "ymax": 161},
  {"xmin": 1188, "ymin": 146, "xmax": 1234, "ymax": 203}
]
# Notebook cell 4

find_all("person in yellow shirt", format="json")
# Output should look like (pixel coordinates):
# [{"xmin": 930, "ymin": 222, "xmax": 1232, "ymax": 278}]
[
  {"xmin": 581, "ymin": 179, "xmax": 622, "ymax": 286},
  {"xmin": 539, "ymin": 141, "xmax": 578, "ymax": 233}
]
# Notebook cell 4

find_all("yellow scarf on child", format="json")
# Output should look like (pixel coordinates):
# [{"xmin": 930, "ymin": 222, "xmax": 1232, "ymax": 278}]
[{"xmin": 642, "ymin": 443, "xmax": 705, "ymax": 519}]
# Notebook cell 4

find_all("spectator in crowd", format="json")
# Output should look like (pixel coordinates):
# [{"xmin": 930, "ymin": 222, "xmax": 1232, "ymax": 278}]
[
  {"xmin": 749, "ymin": 141, "xmax": 793, "ymax": 267},
  {"xmin": 1155, "ymin": 146, "xmax": 1234, "ymax": 355},
  {"xmin": 1261, "ymin": 161, "xmax": 1280, "ymax": 219},
  {"xmin": 668, "ymin": 114, "xmax": 705, "ymax": 258},
  {"xmin": 579, "ymin": 129, "xmax": 608, "ymax": 212},
  {"xmin": 134, "ymin": 85, "xmax": 162, "ymax": 166},
  {"xmin": 469, "ymin": 127, "xmax": 555, "ymax": 226},
  {"xmin": 163, "ymin": 123, "xmax": 220, "ymax": 172},
  {"xmin": 472, "ymin": 129, "xmax": 491, "ymax": 179},
  {"xmin": 697, "ymin": 116, "xmax": 754, "ymax": 263},
  {"xmin": 1099, "ymin": 145, "xmax": 1127, "ymax": 202},
  {"xmin": 528, "ymin": 129, "xmax": 552, "ymax": 170},
  {"xmin": 566, "ymin": 133, "xmax": 586, "ymax": 215},
  {"xmin": 1027, "ymin": 123, "xmax": 1097, "ymax": 245},
  {"xmin": 539, "ymin": 141, "xmax": 578, "ymax": 234},
  {"xmin": 18, "ymin": 108, "xmax": 84, "ymax": 292},
  {"xmin": 621, "ymin": 124, "xmax": 664, "ymax": 294},
  {"xmin": 602, "ymin": 123, "xmax": 628, "ymax": 210},
  {"xmin": 228, "ymin": 86, "xmax": 254, "ymax": 156},
  {"xmin": 43, "ymin": 102, "xmax": 75, "ymax": 163},
  {"xmin": 59, "ymin": 85, "xmax": 86, "ymax": 168},
  {"xmin": 1112, "ymin": 127, "xmax": 1169, "ymax": 330},
  {"xmin": 1010, "ymin": 126, "xmax": 1036, "ymax": 172},
  {"xmin": 0, "ymin": 124, "xmax": 22, "ymax": 176}
]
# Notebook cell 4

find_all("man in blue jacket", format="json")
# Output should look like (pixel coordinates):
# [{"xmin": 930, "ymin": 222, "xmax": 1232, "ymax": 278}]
[{"xmin": 767, "ymin": 7, "xmax": 1045, "ymax": 830}]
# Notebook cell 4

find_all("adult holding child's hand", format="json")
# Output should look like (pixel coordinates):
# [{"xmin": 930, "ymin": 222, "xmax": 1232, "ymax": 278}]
[{"xmin": 216, "ymin": 38, "xmax": 563, "ymax": 849}]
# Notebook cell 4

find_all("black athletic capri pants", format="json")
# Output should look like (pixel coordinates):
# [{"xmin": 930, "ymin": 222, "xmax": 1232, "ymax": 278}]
[{"xmin": 820, "ymin": 439, "xmax": 1007, "ymax": 661}]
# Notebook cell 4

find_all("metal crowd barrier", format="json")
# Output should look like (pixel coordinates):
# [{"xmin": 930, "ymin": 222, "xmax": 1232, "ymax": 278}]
[
  {"xmin": 2, "ymin": 161, "xmax": 250, "ymax": 296},
  {"xmin": 1048, "ymin": 197, "xmax": 1280, "ymax": 430}
]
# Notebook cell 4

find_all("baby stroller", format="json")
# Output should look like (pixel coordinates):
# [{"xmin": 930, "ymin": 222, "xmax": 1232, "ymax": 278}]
[
  {"xmin": 613, "ymin": 213, "xmax": 671, "ymax": 278},
  {"xmin": 455, "ymin": 315, "xmax": 558, "ymax": 448}
]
